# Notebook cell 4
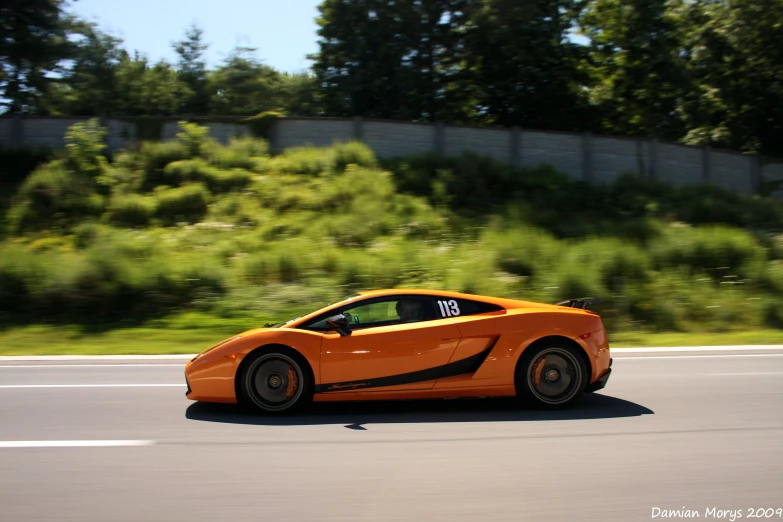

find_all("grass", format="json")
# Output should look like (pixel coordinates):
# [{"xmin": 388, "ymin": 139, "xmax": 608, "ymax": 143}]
[
  {"xmin": 0, "ymin": 325, "xmax": 220, "ymax": 356},
  {"xmin": 609, "ymin": 329, "xmax": 783, "ymax": 347},
  {"xmin": 1, "ymin": 319, "xmax": 782, "ymax": 356}
]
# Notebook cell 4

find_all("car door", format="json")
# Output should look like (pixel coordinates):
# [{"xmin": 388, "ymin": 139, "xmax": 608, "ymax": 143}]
[
  {"xmin": 313, "ymin": 296, "xmax": 463, "ymax": 393},
  {"xmin": 429, "ymin": 295, "xmax": 511, "ymax": 389}
]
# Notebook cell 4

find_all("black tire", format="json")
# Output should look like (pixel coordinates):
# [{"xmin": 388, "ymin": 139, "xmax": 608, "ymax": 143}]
[
  {"xmin": 236, "ymin": 346, "xmax": 314, "ymax": 415},
  {"xmin": 514, "ymin": 340, "xmax": 589, "ymax": 410}
]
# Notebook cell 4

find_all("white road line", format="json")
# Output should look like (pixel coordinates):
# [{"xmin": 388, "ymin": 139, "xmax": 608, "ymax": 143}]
[
  {"xmin": 0, "ymin": 355, "xmax": 196, "ymax": 361},
  {"xmin": 616, "ymin": 354, "xmax": 783, "ymax": 360},
  {"xmin": 0, "ymin": 364, "xmax": 184, "ymax": 368},
  {"xmin": 0, "ymin": 440, "xmax": 155, "ymax": 448},
  {"xmin": 707, "ymin": 372, "xmax": 783, "ymax": 376},
  {"xmin": 611, "ymin": 346, "xmax": 783, "ymax": 352},
  {"xmin": 0, "ymin": 384, "xmax": 182, "ymax": 388}
]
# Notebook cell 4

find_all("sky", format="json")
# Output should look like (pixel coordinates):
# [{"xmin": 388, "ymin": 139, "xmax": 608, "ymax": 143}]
[{"xmin": 65, "ymin": 0, "xmax": 324, "ymax": 73}]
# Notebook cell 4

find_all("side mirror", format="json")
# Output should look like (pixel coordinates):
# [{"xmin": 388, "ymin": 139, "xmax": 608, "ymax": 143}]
[{"xmin": 326, "ymin": 314, "xmax": 351, "ymax": 337}]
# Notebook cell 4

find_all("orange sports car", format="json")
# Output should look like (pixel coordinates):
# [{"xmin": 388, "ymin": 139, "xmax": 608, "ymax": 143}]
[{"xmin": 184, "ymin": 288, "xmax": 612, "ymax": 413}]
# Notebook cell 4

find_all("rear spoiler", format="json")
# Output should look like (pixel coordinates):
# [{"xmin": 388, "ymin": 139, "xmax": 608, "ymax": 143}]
[{"xmin": 554, "ymin": 297, "xmax": 605, "ymax": 310}]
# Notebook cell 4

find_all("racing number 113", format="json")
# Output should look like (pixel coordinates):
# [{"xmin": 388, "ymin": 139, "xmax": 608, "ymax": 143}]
[{"xmin": 437, "ymin": 300, "xmax": 461, "ymax": 317}]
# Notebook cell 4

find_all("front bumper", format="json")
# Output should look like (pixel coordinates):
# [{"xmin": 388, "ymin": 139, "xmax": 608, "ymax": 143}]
[
  {"xmin": 185, "ymin": 371, "xmax": 192, "ymax": 397},
  {"xmin": 586, "ymin": 358, "xmax": 612, "ymax": 392}
]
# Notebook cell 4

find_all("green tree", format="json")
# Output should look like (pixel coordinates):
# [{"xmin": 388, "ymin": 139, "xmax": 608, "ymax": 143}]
[
  {"xmin": 279, "ymin": 71, "xmax": 322, "ymax": 116},
  {"xmin": 173, "ymin": 24, "xmax": 210, "ymax": 115},
  {"xmin": 463, "ymin": 0, "xmax": 591, "ymax": 130},
  {"xmin": 311, "ymin": 0, "xmax": 409, "ymax": 118},
  {"xmin": 0, "ymin": 0, "xmax": 72, "ymax": 114},
  {"xmin": 577, "ymin": 0, "xmax": 689, "ymax": 139},
  {"xmin": 208, "ymin": 46, "xmax": 287, "ymax": 116},
  {"xmin": 51, "ymin": 19, "xmax": 126, "ymax": 115},
  {"xmin": 399, "ymin": 0, "xmax": 474, "ymax": 122},
  {"xmin": 113, "ymin": 52, "xmax": 188, "ymax": 115},
  {"xmin": 310, "ymin": 0, "xmax": 472, "ymax": 122},
  {"xmin": 677, "ymin": 0, "xmax": 783, "ymax": 156},
  {"xmin": 46, "ymin": 20, "xmax": 188, "ymax": 116}
]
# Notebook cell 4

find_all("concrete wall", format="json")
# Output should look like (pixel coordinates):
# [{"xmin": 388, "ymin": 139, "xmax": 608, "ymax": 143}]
[
  {"xmin": 0, "ymin": 114, "xmax": 771, "ymax": 196},
  {"xmin": 762, "ymin": 162, "xmax": 783, "ymax": 198}
]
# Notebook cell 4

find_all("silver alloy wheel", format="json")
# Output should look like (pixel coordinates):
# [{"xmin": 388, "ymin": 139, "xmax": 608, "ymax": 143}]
[
  {"xmin": 244, "ymin": 353, "xmax": 304, "ymax": 412},
  {"xmin": 526, "ymin": 347, "xmax": 584, "ymax": 405}
]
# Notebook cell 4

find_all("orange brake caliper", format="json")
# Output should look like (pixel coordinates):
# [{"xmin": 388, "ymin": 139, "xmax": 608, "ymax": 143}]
[
  {"xmin": 285, "ymin": 366, "xmax": 298, "ymax": 400},
  {"xmin": 531, "ymin": 357, "xmax": 545, "ymax": 387}
]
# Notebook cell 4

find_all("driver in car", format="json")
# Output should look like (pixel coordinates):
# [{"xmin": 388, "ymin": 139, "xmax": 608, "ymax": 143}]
[{"xmin": 395, "ymin": 299, "xmax": 425, "ymax": 322}]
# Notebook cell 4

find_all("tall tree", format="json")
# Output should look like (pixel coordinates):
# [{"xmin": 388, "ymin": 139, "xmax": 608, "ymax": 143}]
[
  {"xmin": 463, "ymin": 0, "xmax": 591, "ymax": 130},
  {"xmin": 173, "ymin": 24, "xmax": 210, "ymax": 115},
  {"xmin": 45, "ymin": 21, "xmax": 189, "ymax": 116},
  {"xmin": 399, "ymin": 0, "xmax": 474, "ymax": 122},
  {"xmin": 279, "ymin": 71, "xmax": 323, "ymax": 117},
  {"xmin": 677, "ymin": 0, "xmax": 783, "ymax": 156},
  {"xmin": 113, "ymin": 52, "xmax": 188, "ymax": 115},
  {"xmin": 0, "ymin": 0, "xmax": 71, "ymax": 114},
  {"xmin": 310, "ymin": 0, "xmax": 472, "ymax": 122},
  {"xmin": 311, "ymin": 0, "xmax": 410, "ymax": 119},
  {"xmin": 53, "ymin": 19, "xmax": 126, "ymax": 115},
  {"xmin": 577, "ymin": 0, "xmax": 689, "ymax": 139},
  {"xmin": 208, "ymin": 46, "xmax": 287, "ymax": 115}
]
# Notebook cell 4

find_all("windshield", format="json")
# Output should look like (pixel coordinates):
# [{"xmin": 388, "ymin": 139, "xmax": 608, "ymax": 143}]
[{"xmin": 262, "ymin": 293, "xmax": 362, "ymax": 328}]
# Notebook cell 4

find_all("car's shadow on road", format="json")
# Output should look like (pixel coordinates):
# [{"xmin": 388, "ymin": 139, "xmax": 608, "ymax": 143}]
[{"xmin": 184, "ymin": 393, "xmax": 653, "ymax": 428}]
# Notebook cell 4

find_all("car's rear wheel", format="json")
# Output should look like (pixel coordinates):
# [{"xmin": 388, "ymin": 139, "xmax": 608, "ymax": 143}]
[
  {"xmin": 237, "ymin": 348, "xmax": 313, "ymax": 414},
  {"xmin": 515, "ymin": 340, "xmax": 588, "ymax": 409}
]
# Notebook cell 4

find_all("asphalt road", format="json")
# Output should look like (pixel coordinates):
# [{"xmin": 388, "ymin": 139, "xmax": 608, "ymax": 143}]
[{"xmin": 1, "ymin": 347, "xmax": 782, "ymax": 522}]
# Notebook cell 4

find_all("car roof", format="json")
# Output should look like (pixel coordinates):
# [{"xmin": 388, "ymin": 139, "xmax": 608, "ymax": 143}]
[
  {"xmin": 354, "ymin": 288, "xmax": 465, "ymax": 297},
  {"xmin": 353, "ymin": 288, "xmax": 504, "ymax": 301}
]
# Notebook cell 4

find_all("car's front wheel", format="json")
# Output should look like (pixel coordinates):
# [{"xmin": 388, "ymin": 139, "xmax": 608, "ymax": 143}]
[
  {"xmin": 237, "ymin": 347, "xmax": 313, "ymax": 414},
  {"xmin": 515, "ymin": 340, "xmax": 588, "ymax": 409}
]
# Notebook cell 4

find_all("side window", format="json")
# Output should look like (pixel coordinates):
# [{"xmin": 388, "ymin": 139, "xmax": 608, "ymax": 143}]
[
  {"xmin": 433, "ymin": 298, "xmax": 504, "ymax": 319},
  {"xmin": 303, "ymin": 296, "xmax": 438, "ymax": 331},
  {"xmin": 343, "ymin": 301, "xmax": 398, "ymax": 327}
]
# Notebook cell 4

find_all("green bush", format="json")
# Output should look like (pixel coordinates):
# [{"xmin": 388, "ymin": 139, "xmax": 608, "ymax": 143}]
[
  {"xmin": 482, "ymin": 225, "xmax": 562, "ymax": 279},
  {"xmin": 204, "ymin": 136, "xmax": 269, "ymax": 170},
  {"xmin": 668, "ymin": 184, "xmax": 783, "ymax": 229},
  {"xmin": 8, "ymin": 161, "xmax": 105, "ymax": 233},
  {"xmin": 387, "ymin": 151, "xmax": 520, "ymax": 212},
  {"xmin": 160, "ymin": 159, "xmax": 206, "ymax": 186},
  {"xmin": 0, "ymin": 246, "xmax": 48, "ymax": 317},
  {"xmin": 264, "ymin": 146, "xmax": 338, "ymax": 175},
  {"xmin": 261, "ymin": 141, "xmax": 378, "ymax": 176},
  {"xmin": 62, "ymin": 119, "xmax": 110, "ymax": 184},
  {"xmin": 241, "ymin": 249, "xmax": 304, "ymax": 284},
  {"xmin": 761, "ymin": 259, "xmax": 783, "ymax": 293},
  {"xmin": 206, "ymin": 193, "xmax": 266, "ymax": 226},
  {"xmin": 175, "ymin": 121, "xmax": 212, "ymax": 156},
  {"xmin": 139, "ymin": 141, "xmax": 192, "ymax": 188},
  {"xmin": 0, "ymin": 241, "xmax": 227, "ymax": 324},
  {"xmin": 201, "ymin": 168, "xmax": 253, "ymax": 193},
  {"xmin": 153, "ymin": 183, "xmax": 211, "ymax": 225},
  {"xmin": 333, "ymin": 141, "xmax": 378, "ymax": 170},
  {"xmin": 650, "ymin": 225, "xmax": 767, "ymax": 281},
  {"xmin": 105, "ymin": 194, "xmax": 156, "ymax": 227},
  {"xmin": 162, "ymin": 159, "xmax": 251, "ymax": 191}
]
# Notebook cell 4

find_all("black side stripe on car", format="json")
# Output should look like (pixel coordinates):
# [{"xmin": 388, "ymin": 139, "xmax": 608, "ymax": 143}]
[{"xmin": 314, "ymin": 336, "xmax": 499, "ymax": 393}]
